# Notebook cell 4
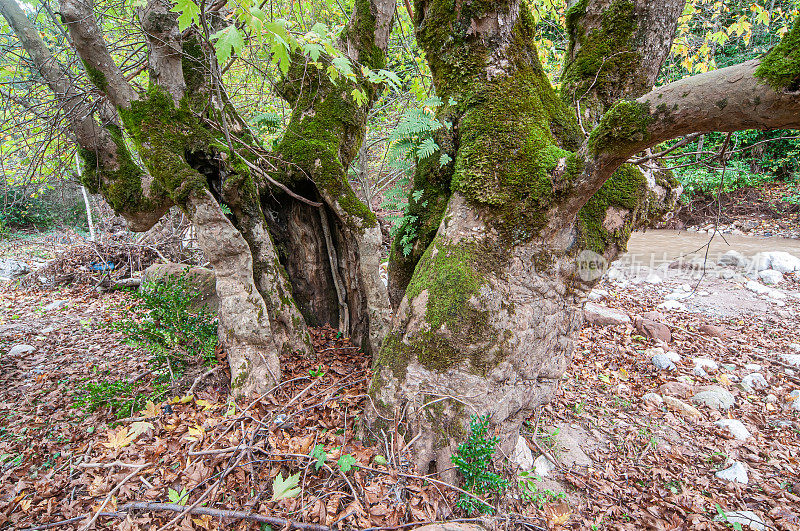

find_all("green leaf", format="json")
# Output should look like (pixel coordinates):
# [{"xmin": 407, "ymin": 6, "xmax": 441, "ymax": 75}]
[
  {"xmin": 210, "ymin": 25, "xmax": 244, "ymax": 65},
  {"xmin": 337, "ymin": 454, "xmax": 357, "ymax": 473},
  {"xmin": 310, "ymin": 444, "xmax": 327, "ymax": 471},
  {"xmin": 170, "ymin": 0, "xmax": 199, "ymax": 32},
  {"xmin": 351, "ymin": 88, "xmax": 367, "ymax": 106},
  {"xmin": 168, "ymin": 487, "xmax": 188, "ymax": 506},
  {"xmin": 439, "ymin": 153, "xmax": 452, "ymax": 167},
  {"xmin": 271, "ymin": 472, "xmax": 301, "ymax": 501}
]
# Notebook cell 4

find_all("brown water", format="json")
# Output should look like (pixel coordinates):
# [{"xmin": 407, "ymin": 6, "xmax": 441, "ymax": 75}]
[{"xmin": 622, "ymin": 229, "xmax": 800, "ymax": 266}]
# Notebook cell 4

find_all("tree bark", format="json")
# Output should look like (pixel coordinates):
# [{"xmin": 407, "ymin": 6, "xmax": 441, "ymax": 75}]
[{"xmin": 370, "ymin": 0, "xmax": 800, "ymax": 475}]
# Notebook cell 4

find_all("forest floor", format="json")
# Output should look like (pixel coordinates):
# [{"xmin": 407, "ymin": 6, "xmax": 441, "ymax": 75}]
[{"xmin": 0, "ymin": 227, "xmax": 799, "ymax": 531}]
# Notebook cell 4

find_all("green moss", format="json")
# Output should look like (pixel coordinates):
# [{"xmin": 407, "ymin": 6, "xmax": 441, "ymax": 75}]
[
  {"xmin": 276, "ymin": 55, "xmax": 376, "ymax": 229},
  {"xmin": 84, "ymin": 63, "xmax": 108, "ymax": 92},
  {"xmin": 755, "ymin": 17, "xmax": 800, "ymax": 91},
  {"xmin": 588, "ymin": 100, "xmax": 652, "ymax": 156},
  {"xmin": 715, "ymin": 98, "xmax": 728, "ymax": 110},
  {"xmin": 561, "ymin": 0, "xmax": 644, "ymax": 115},
  {"xmin": 117, "ymin": 85, "xmax": 211, "ymax": 205},
  {"xmin": 578, "ymin": 163, "xmax": 647, "ymax": 252}
]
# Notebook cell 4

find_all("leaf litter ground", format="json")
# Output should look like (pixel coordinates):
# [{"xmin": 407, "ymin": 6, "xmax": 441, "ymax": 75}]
[{"xmin": 0, "ymin": 277, "xmax": 798, "ymax": 529}]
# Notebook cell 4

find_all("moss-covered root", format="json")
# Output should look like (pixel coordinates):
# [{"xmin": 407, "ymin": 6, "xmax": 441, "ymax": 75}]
[
  {"xmin": 755, "ymin": 16, "xmax": 800, "ymax": 92},
  {"xmin": 368, "ymin": 194, "xmax": 581, "ymax": 476},
  {"xmin": 186, "ymin": 189, "xmax": 282, "ymax": 396}
]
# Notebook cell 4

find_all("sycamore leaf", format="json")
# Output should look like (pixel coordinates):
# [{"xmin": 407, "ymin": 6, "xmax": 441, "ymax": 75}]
[
  {"xmin": 271, "ymin": 472, "xmax": 301, "ymax": 501},
  {"xmin": 171, "ymin": 0, "xmax": 200, "ymax": 32},
  {"xmin": 337, "ymin": 454, "xmax": 357, "ymax": 473},
  {"xmin": 129, "ymin": 421, "xmax": 154, "ymax": 437},
  {"xmin": 103, "ymin": 426, "xmax": 136, "ymax": 450},
  {"xmin": 184, "ymin": 425, "xmax": 205, "ymax": 443},
  {"xmin": 140, "ymin": 400, "xmax": 159, "ymax": 418},
  {"xmin": 168, "ymin": 487, "xmax": 189, "ymax": 506},
  {"xmin": 211, "ymin": 25, "xmax": 244, "ymax": 64}
]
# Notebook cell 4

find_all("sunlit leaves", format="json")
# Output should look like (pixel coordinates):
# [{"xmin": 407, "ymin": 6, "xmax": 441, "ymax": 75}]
[
  {"xmin": 271, "ymin": 472, "xmax": 301, "ymax": 501},
  {"xmin": 171, "ymin": 0, "xmax": 199, "ymax": 32},
  {"xmin": 210, "ymin": 25, "xmax": 245, "ymax": 64}
]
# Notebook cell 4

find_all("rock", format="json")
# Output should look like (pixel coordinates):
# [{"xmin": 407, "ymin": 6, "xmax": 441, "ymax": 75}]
[
  {"xmin": 635, "ymin": 317, "xmax": 672, "ymax": 343},
  {"xmin": 745, "ymin": 363, "xmax": 762, "ymax": 372},
  {"xmin": 663, "ymin": 396, "xmax": 702, "ymax": 418},
  {"xmin": 693, "ymin": 358, "xmax": 718, "ymax": 372},
  {"xmin": 759, "ymin": 269, "xmax": 784, "ymax": 285},
  {"xmin": 746, "ymin": 281, "xmax": 772, "ymax": 295},
  {"xmin": 652, "ymin": 354, "xmax": 676, "ymax": 371},
  {"xmin": 645, "ymin": 273, "xmax": 663, "ymax": 284},
  {"xmin": 767, "ymin": 251, "xmax": 800, "ymax": 274},
  {"xmin": 692, "ymin": 386, "xmax": 735, "ymax": 410},
  {"xmin": 765, "ymin": 394, "xmax": 778, "ymax": 403},
  {"xmin": 714, "ymin": 419, "xmax": 751, "ymax": 440},
  {"xmin": 713, "ymin": 510, "xmax": 766, "ymax": 531},
  {"xmin": 693, "ymin": 366, "xmax": 708, "ymax": 378},
  {"xmin": 715, "ymin": 462, "xmax": 749, "ymax": 484},
  {"xmin": 741, "ymin": 373, "xmax": 768, "ymax": 392},
  {"xmin": 751, "ymin": 252, "xmax": 773, "ymax": 272},
  {"xmin": 698, "ymin": 324, "xmax": 731, "ymax": 339},
  {"xmin": 790, "ymin": 390, "xmax": 800, "ymax": 400},
  {"xmin": 642, "ymin": 393, "xmax": 663, "ymax": 406},
  {"xmin": 779, "ymin": 353, "xmax": 800, "ymax": 368},
  {"xmin": 791, "ymin": 399, "xmax": 800, "ymax": 413},
  {"xmin": 641, "ymin": 311, "xmax": 665, "ymax": 321},
  {"xmin": 8, "ymin": 344, "xmax": 35, "ymax": 356},
  {"xmin": 583, "ymin": 303, "xmax": 630, "ymax": 326},
  {"xmin": 44, "ymin": 300, "xmax": 69, "ymax": 311},
  {"xmin": 718, "ymin": 250, "xmax": 748, "ymax": 269},
  {"xmin": 142, "ymin": 263, "xmax": 218, "ymax": 311},
  {"xmin": 533, "ymin": 454, "xmax": 557, "ymax": 477},
  {"xmin": 511, "ymin": 435, "xmax": 533, "ymax": 470},
  {"xmin": 658, "ymin": 381, "xmax": 693, "ymax": 398},
  {"xmin": 664, "ymin": 351, "xmax": 681, "ymax": 363},
  {"xmin": 767, "ymin": 289, "xmax": 786, "ymax": 300},
  {"xmin": 587, "ymin": 288, "xmax": 608, "ymax": 302},
  {"xmin": 658, "ymin": 300, "xmax": 687, "ymax": 311},
  {"xmin": 664, "ymin": 291, "xmax": 692, "ymax": 301},
  {"xmin": 0, "ymin": 258, "xmax": 29, "ymax": 279}
]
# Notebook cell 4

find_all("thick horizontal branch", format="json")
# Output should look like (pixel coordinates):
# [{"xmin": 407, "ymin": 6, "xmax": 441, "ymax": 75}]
[{"xmin": 552, "ymin": 59, "xmax": 800, "ymax": 231}]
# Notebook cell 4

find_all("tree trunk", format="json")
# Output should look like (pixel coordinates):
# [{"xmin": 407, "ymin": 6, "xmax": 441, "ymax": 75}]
[{"xmin": 370, "ymin": 0, "xmax": 685, "ymax": 473}]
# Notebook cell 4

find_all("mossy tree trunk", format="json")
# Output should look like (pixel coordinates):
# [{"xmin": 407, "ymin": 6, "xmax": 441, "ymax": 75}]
[
  {"xmin": 369, "ymin": 0, "xmax": 800, "ymax": 475},
  {"xmin": 1, "ymin": 0, "xmax": 395, "ymax": 395}
]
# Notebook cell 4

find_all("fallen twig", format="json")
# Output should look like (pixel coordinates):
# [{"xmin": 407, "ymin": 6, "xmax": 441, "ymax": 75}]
[{"xmin": 122, "ymin": 502, "xmax": 331, "ymax": 530}]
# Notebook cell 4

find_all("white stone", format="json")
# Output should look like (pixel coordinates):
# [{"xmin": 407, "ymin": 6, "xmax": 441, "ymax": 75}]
[
  {"xmin": 718, "ymin": 250, "xmax": 748, "ymax": 268},
  {"xmin": 780, "ymin": 353, "xmax": 800, "ymax": 368},
  {"xmin": 745, "ymin": 281, "xmax": 771, "ymax": 295},
  {"xmin": 759, "ymin": 270, "xmax": 784, "ymax": 285},
  {"xmin": 44, "ymin": 300, "xmax": 68, "ymax": 311},
  {"xmin": 767, "ymin": 289, "xmax": 787, "ymax": 300},
  {"xmin": 714, "ymin": 419, "xmax": 751, "ymax": 440},
  {"xmin": 645, "ymin": 273, "xmax": 663, "ymax": 285},
  {"xmin": 767, "ymin": 251, "xmax": 800, "ymax": 274},
  {"xmin": 693, "ymin": 358, "xmax": 718, "ymax": 371},
  {"xmin": 718, "ymin": 270, "xmax": 735, "ymax": 279},
  {"xmin": 751, "ymin": 252, "xmax": 773, "ymax": 272},
  {"xmin": 584, "ymin": 303, "xmax": 631, "ymax": 326},
  {"xmin": 693, "ymin": 366, "xmax": 709, "ymax": 378},
  {"xmin": 8, "ymin": 344, "xmax": 35, "ymax": 356},
  {"xmin": 512, "ymin": 435, "xmax": 534, "ymax": 470},
  {"xmin": 533, "ymin": 454, "xmax": 557, "ymax": 477},
  {"xmin": 715, "ymin": 462, "xmax": 749, "ymax": 484},
  {"xmin": 642, "ymin": 393, "xmax": 663, "ymax": 406},
  {"xmin": 664, "ymin": 351, "xmax": 681, "ymax": 363},
  {"xmin": 714, "ymin": 510, "xmax": 766, "ymax": 530},
  {"xmin": 765, "ymin": 394, "xmax": 778, "ymax": 403},
  {"xmin": 588, "ymin": 289, "xmax": 608, "ymax": 302},
  {"xmin": 652, "ymin": 354, "xmax": 676, "ymax": 371},
  {"xmin": 692, "ymin": 387, "xmax": 735, "ymax": 410},
  {"xmin": 745, "ymin": 364, "xmax": 762, "ymax": 372},
  {"xmin": 607, "ymin": 268, "xmax": 625, "ymax": 282},
  {"xmin": 741, "ymin": 373, "xmax": 768, "ymax": 392},
  {"xmin": 658, "ymin": 300, "xmax": 687, "ymax": 311},
  {"xmin": 665, "ymin": 291, "xmax": 692, "ymax": 301}
]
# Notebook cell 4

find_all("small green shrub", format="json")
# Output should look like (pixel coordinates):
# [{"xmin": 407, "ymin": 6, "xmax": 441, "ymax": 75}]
[
  {"xmin": 518, "ymin": 470, "xmax": 566, "ymax": 508},
  {"xmin": 451, "ymin": 415, "xmax": 508, "ymax": 515},
  {"xmin": 115, "ymin": 272, "xmax": 218, "ymax": 374},
  {"xmin": 676, "ymin": 161, "xmax": 777, "ymax": 201}
]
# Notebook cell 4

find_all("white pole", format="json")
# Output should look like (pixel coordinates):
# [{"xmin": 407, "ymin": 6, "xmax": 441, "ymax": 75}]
[{"xmin": 76, "ymin": 152, "xmax": 95, "ymax": 242}]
